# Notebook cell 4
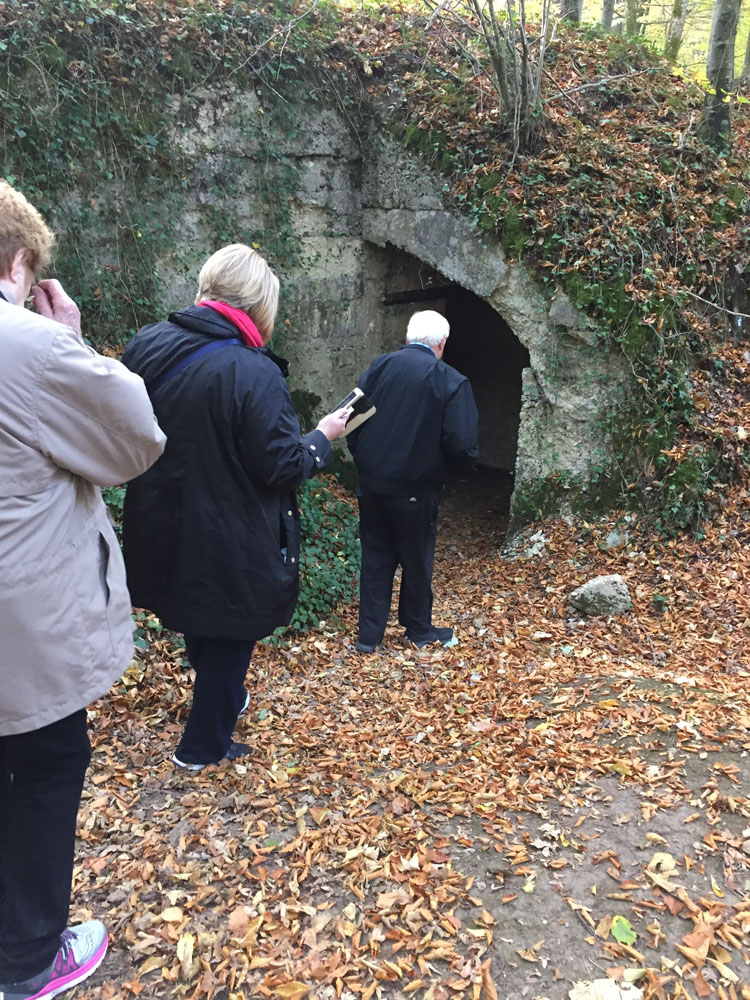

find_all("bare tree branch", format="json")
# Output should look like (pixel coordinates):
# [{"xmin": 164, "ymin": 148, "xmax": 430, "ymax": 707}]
[
  {"xmin": 545, "ymin": 68, "xmax": 651, "ymax": 100},
  {"xmin": 669, "ymin": 287, "xmax": 750, "ymax": 320}
]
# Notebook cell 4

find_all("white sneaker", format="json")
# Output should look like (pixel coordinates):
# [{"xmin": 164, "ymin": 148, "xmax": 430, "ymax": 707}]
[{"xmin": 171, "ymin": 753, "xmax": 206, "ymax": 771}]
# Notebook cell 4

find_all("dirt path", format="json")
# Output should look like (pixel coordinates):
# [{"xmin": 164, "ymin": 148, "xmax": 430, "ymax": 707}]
[{"xmin": 70, "ymin": 480, "xmax": 750, "ymax": 1000}]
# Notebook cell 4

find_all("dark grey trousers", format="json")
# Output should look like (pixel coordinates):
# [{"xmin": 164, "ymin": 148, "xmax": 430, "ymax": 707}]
[
  {"xmin": 357, "ymin": 493, "xmax": 439, "ymax": 645},
  {"xmin": 175, "ymin": 636, "xmax": 255, "ymax": 765}
]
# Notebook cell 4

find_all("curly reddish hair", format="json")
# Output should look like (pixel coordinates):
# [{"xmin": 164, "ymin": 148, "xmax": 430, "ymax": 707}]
[{"xmin": 0, "ymin": 181, "xmax": 54, "ymax": 278}]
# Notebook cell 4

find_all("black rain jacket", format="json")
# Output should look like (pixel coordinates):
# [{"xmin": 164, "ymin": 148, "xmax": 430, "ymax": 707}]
[
  {"xmin": 348, "ymin": 343, "xmax": 478, "ymax": 497},
  {"xmin": 120, "ymin": 305, "xmax": 331, "ymax": 640}
]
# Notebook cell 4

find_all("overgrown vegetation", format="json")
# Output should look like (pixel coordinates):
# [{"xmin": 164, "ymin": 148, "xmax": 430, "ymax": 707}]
[
  {"xmin": 0, "ymin": 0, "xmax": 342, "ymax": 343},
  {"xmin": 287, "ymin": 478, "xmax": 361, "ymax": 635},
  {"xmin": 3, "ymin": 0, "xmax": 748, "ymax": 536}
]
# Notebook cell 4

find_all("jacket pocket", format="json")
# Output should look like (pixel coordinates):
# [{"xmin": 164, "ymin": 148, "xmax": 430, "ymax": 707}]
[
  {"xmin": 97, "ymin": 519, "xmax": 131, "ymax": 629},
  {"xmin": 75, "ymin": 519, "xmax": 131, "ymax": 661},
  {"xmin": 98, "ymin": 532, "xmax": 111, "ymax": 605}
]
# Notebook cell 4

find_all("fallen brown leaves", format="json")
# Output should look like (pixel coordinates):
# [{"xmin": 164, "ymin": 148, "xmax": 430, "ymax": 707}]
[{"xmin": 70, "ymin": 346, "xmax": 750, "ymax": 1000}]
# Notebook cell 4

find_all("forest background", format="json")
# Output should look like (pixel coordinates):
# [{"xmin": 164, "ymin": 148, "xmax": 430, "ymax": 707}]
[{"xmin": 538, "ymin": 0, "xmax": 749, "ymax": 81}]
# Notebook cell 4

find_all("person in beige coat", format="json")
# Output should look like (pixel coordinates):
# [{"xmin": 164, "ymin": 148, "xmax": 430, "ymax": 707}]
[{"xmin": 0, "ymin": 182, "xmax": 166, "ymax": 1000}]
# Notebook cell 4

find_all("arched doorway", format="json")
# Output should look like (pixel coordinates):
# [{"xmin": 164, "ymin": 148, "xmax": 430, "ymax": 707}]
[{"xmin": 378, "ymin": 246, "xmax": 529, "ymax": 530}]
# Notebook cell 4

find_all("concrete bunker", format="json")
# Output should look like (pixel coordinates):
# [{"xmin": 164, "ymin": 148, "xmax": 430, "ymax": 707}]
[{"xmin": 163, "ymin": 100, "xmax": 626, "ymax": 527}]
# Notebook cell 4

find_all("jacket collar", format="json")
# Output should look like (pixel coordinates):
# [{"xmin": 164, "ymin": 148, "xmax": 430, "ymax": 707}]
[
  {"xmin": 260, "ymin": 344, "xmax": 290, "ymax": 378},
  {"xmin": 402, "ymin": 342, "xmax": 436, "ymax": 357},
  {"xmin": 169, "ymin": 304, "xmax": 290, "ymax": 377},
  {"xmin": 168, "ymin": 304, "xmax": 238, "ymax": 339}
]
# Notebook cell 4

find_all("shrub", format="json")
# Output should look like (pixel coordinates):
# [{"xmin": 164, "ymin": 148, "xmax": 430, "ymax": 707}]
[
  {"xmin": 102, "ymin": 485, "xmax": 126, "ymax": 540},
  {"xmin": 287, "ymin": 478, "xmax": 360, "ymax": 636}
]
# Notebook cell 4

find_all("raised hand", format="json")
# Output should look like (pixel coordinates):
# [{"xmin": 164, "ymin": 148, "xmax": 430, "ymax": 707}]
[{"xmin": 33, "ymin": 278, "xmax": 82, "ymax": 337}]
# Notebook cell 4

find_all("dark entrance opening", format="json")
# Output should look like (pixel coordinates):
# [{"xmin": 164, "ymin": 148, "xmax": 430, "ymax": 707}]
[
  {"xmin": 442, "ymin": 288, "xmax": 529, "ymax": 543},
  {"xmin": 443, "ymin": 288, "xmax": 530, "ymax": 474}
]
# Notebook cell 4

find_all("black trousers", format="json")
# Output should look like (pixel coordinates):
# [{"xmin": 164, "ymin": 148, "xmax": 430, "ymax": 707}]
[
  {"xmin": 357, "ymin": 493, "xmax": 439, "ymax": 645},
  {"xmin": 0, "ymin": 710, "xmax": 91, "ymax": 983},
  {"xmin": 175, "ymin": 636, "xmax": 255, "ymax": 765}
]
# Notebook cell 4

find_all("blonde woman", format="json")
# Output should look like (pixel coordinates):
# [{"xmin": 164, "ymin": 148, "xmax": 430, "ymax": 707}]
[
  {"xmin": 121, "ymin": 244, "xmax": 350, "ymax": 771},
  {"xmin": 0, "ymin": 182, "xmax": 166, "ymax": 998}
]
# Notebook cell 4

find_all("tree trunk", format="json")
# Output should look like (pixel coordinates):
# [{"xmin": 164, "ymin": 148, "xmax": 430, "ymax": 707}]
[
  {"xmin": 624, "ymin": 0, "xmax": 644, "ymax": 36},
  {"xmin": 740, "ymin": 24, "xmax": 750, "ymax": 85},
  {"xmin": 699, "ymin": 0, "xmax": 741, "ymax": 147},
  {"xmin": 601, "ymin": 0, "xmax": 616, "ymax": 29},
  {"xmin": 560, "ymin": 0, "xmax": 580, "ymax": 23},
  {"xmin": 664, "ymin": 0, "xmax": 689, "ymax": 62},
  {"xmin": 484, "ymin": 0, "xmax": 514, "ymax": 112},
  {"xmin": 462, "ymin": 0, "xmax": 550, "ymax": 150}
]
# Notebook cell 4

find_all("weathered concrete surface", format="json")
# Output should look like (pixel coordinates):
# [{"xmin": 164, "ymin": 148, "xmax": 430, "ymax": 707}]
[
  {"xmin": 362, "ymin": 208, "xmax": 508, "ymax": 297},
  {"xmin": 158, "ymin": 89, "xmax": 629, "ymax": 514}
]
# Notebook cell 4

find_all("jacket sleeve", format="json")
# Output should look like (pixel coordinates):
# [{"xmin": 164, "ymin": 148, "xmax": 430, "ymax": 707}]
[
  {"xmin": 237, "ymin": 365, "xmax": 332, "ymax": 492},
  {"xmin": 35, "ymin": 326, "xmax": 167, "ymax": 487},
  {"xmin": 441, "ymin": 379, "xmax": 479, "ymax": 471}
]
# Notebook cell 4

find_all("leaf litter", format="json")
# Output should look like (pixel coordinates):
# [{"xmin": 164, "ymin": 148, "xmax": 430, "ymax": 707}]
[{"xmin": 70, "ymin": 352, "xmax": 750, "ymax": 998}]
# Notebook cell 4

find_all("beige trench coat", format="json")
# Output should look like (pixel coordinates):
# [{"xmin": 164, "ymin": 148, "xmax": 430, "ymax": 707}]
[{"xmin": 0, "ymin": 299, "xmax": 167, "ymax": 736}]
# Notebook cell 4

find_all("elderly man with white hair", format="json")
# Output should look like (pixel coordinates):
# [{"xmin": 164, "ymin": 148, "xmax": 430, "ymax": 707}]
[{"xmin": 347, "ymin": 309, "xmax": 478, "ymax": 653}]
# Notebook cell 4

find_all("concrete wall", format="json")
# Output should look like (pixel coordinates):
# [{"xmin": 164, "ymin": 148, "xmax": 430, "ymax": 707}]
[{"xmin": 157, "ymin": 87, "xmax": 628, "ymax": 516}]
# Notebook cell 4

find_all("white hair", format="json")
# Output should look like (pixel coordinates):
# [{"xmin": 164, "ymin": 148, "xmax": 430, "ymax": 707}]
[{"xmin": 406, "ymin": 310, "xmax": 450, "ymax": 346}]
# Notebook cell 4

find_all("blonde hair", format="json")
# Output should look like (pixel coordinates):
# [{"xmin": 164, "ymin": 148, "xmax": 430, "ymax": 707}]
[
  {"xmin": 406, "ymin": 310, "xmax": 450, "ymax": 346},
  {"xmin": 196, "ymin": 244, "xmax": 279, "ymax": 341},
  {"xmin": 0, "ymin": 181, "xmax": 54, "ymax": 278}
]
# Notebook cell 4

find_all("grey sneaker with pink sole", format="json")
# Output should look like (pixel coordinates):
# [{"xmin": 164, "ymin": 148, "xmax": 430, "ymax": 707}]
[{"xmin": 0, "ymin": 919, "xmax": 108, "ymax": 1000}]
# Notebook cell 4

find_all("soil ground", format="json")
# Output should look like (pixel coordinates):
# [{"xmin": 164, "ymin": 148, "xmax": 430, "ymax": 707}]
[{"xmin": 68, "ymin": 468, "xmax": 750, "ymax": 1000}]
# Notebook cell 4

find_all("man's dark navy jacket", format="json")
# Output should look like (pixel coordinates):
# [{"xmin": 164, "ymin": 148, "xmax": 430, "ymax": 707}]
[{"xmin": 348, "ymin": 343, "xmax": 479, "ymax": 498}]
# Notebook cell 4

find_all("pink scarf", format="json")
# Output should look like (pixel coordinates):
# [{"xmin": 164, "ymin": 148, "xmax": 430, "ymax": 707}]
[{"xmin": 199, "ymin": 300, "xmax": 264, "ymax": 348}]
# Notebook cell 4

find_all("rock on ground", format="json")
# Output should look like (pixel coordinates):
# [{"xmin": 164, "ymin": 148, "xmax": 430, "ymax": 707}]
[{"xmin": 569, "ymin": 573, "xmax": 632, "ymax": 616}]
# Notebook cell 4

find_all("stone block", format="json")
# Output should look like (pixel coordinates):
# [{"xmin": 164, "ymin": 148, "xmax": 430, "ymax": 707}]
[
  {"xmin": 568, "ymin": 574, "xmax": 632, "ymax": 616},
  {"xmin": 549, "ymin": 291, "xmax": 598, "ymax": 346}
]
